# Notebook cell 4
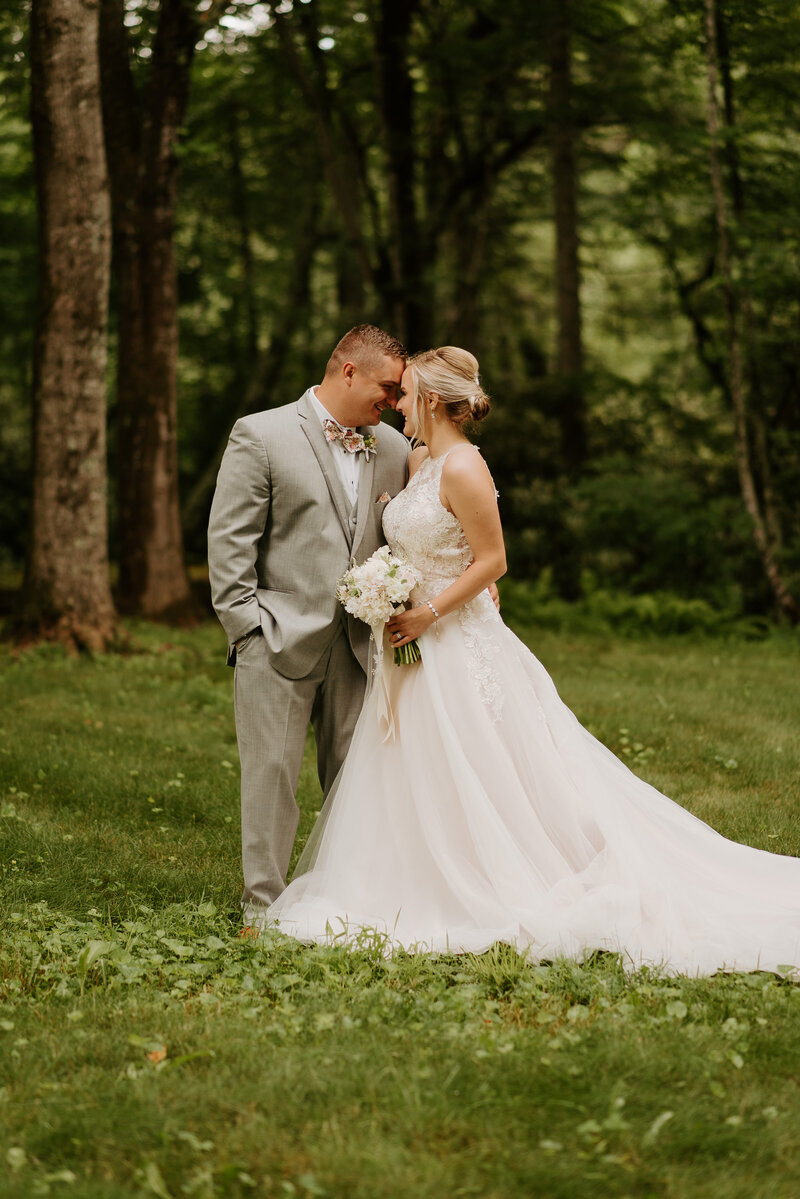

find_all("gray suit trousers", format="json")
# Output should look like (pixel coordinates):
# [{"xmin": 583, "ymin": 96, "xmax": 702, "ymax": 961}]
[{"xmin": 234, "ymin": 625, "xmax": 367, "ymax": 916}]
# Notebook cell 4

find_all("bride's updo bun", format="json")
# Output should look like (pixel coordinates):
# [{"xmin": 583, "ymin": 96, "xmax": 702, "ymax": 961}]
[{"xmin": 409, "ymin": 345, "xmax": 491, "ymax": 429}]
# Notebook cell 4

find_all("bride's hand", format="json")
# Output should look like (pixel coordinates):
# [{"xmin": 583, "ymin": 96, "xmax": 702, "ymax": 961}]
[{"xmin": 385, "ymin": 603, "xmax": 436, "ymax": 647}]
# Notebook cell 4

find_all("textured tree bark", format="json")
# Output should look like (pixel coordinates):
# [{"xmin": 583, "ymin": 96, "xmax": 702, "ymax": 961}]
[
  {"xmin": 549, "ymin": 0, "xmax": 586, "ymax": 474},
  {"xmin": 19, "ymin": 0, "xmax": 116, "ymax": 651},
  {"xmin": 704, "ymin": 0, "xmax": 798, "ymax": 622},
  {"xmin": 100, "ymin": 0, "xmax": 196, "ymax": 619}
]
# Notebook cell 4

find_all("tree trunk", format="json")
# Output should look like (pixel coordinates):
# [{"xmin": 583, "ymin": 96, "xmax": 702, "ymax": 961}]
[
  {"xmin": 714, "ymin": 1, "xmax": 783, "ymax": 557},
  {"xmin": 441, "ymin": 192, "xmax": 491, "ymax": 348},
  {"xmin": 335, "ymin": 239, "xmax": 366, "ymax": 328},
  {"xmin": 549, "ymin": 0, "xmax": 586, "ymax": 474},
  {"xmin": 704, "ymin": 0, "xmax": 798, "ymax": 622},
  {"xmin": 714, "ymin": 1, "xmax": 744, "ymax": 217},
  {"xmin": 100, "ymin": 0, "xmax": 197, "ymax": 620},
  {"xmin": 228, "ymin": 104, "xmax": 258, "ymax": 364},
  {"xmin": 546, "ymin": 0, "xmax": 585, "ymax": 601},
  {"xmin": 273, "ymin": 6, "xmax": 380, "ymax": 307},
  {"xmin": 19, "ymin": 0, "xmax": 116, "ymax": 652},
  {"xmin": 275, "ymin": 1, "xmax": 549, "ymax": 354},
  {"xmin": 374, "ymin": 0, "xmax": 430, "ymax": 349}
]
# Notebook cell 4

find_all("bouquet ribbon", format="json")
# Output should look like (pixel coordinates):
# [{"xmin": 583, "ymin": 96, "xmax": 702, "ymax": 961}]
[{"xmin": 370, "ymin": 622, "xmax": 397, "ymax": 742}]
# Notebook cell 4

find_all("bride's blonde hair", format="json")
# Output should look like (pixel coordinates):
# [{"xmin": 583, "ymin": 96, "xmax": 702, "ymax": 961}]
[{"xmin": 408, "ymin": 346, "xmax": 490, "ymax": 442}]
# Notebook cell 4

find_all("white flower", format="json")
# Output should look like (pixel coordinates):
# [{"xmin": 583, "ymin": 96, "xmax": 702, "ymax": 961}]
[{"xmin": 336, "ymin": 547, "xmax": 420, "ymax": 628}]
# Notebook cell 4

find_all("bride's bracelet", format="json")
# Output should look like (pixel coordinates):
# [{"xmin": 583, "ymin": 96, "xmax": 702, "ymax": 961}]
[{"xmin": 426, "ymin": 600, "xmax": 440, "ymax": 621}]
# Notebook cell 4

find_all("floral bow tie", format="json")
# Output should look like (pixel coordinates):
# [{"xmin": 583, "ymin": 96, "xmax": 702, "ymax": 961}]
[{"xmin": 323, "ymin": 419, "xmax": 378, "ymax": 460}]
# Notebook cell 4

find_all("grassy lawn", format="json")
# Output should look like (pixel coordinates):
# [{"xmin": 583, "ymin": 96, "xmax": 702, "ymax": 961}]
[{"xmin": 1, "ymin": 618, "xmax": 799, "ymax": 1198}]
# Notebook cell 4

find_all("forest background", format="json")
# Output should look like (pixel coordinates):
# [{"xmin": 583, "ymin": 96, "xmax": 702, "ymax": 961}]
[
  {"xmin": 1, "ymin": 0, "xmax": 799, "ymax": 647},
  {"xmin": 3, "ymin": 6, "xmax": 800, "ymax": 1192}
]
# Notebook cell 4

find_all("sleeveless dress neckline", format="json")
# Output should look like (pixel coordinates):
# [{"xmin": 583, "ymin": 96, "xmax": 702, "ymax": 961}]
[{"xmin": 425, "ymin": 442, "xmax": 478, "ymax": 462}]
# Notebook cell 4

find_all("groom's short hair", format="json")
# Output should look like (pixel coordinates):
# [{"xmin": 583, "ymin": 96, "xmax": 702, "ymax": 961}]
[{"xmin": 325, "ymin": 324, "xmax": 407, "ymax": 375}]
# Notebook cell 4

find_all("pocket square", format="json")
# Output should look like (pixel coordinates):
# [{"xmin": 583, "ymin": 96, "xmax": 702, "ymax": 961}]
[{"xmin": 376, "ymin": 492, "xmax": 392, "ymax": 503}]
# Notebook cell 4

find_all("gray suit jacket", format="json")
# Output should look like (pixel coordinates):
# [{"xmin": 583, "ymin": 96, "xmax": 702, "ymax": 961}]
[{"xmin": 207, "ymin": 388, "xmax": 410, "ymax": 679}]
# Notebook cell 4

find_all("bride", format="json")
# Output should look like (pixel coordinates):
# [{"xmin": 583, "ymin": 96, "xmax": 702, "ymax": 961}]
[{"xmin": 268, "ymin": 346, "xmax": 800, "ymax": 976}]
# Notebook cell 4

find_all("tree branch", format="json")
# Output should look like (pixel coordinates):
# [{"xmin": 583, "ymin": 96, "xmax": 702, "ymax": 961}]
[
  {"xmin": 182, "ymin": 189, "xmax": 322, "ymax": 536},
  {"xmin": 272, "ymin": 8, "xmax": 379, "ymax": 295}
]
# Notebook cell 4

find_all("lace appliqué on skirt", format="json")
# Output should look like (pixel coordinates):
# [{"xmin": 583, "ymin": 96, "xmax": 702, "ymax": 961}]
[{"xmin": 458, "ymin": 592, "xmax": 504, "ymax": 722}]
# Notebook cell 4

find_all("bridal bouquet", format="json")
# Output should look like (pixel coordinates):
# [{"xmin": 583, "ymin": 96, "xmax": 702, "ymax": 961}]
[{"xmin": 336, "ymin": 546, "xmax": 422, "ymax": 665}]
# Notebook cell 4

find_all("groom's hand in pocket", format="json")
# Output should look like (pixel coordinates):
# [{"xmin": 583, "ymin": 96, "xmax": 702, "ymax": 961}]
[{"xmin": 235, "ymin": 627, "xmax": 261, "ymax": 650}]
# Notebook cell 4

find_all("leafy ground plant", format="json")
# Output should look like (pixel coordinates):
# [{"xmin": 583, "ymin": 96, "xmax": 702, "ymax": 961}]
[{"xmin": 1, "ymin": 619, "xmax": 799, "ymax": 1198}]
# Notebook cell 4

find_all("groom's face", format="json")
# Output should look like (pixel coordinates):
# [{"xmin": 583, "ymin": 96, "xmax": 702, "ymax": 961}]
[{"xmin": 344, "ymin": 355, "xmax": 405, "ymax": 426}]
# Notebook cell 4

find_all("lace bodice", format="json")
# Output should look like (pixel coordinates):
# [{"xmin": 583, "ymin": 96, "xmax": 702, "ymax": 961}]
[
  {"xmin": 383, "ymin": 449, "xmax": 475, "ymax": 603},
  {"xmin": 383, "ymin": 446, "xmax": 505, "ymax": 721}
]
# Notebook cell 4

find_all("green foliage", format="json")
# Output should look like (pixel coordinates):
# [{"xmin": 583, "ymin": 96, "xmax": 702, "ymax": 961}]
[
  {"xmin": 3, "ymin": 900, "xmax": 800, "ymax": 1198},
  {"xmin": 0, "ymin": 619, "xmax": 799, "ymax": 1195},
  {"xmin": 498, "ymin": 574, "xmax": 780, "ymax": 638},
  {"xmin": 3, "ymin": 0, "xmax": 800, "ymax": 617},
  {"xmin": 499, "ymin": 448, "xmax": 765, "ymax": 614},
  {"xmin": 572, "ymin": 459, "xmax": 750, "ymax": 603}
]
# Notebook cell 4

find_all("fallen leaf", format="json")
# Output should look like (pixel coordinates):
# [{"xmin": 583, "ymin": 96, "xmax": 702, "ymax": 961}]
[
  {"xmin": 140, "ymin": 1160, "xmax": 172, "ymax": 1198},
  {"xmin": 6, "ymin": 1147, "xmax": 26, "ymax": 1172},
  {"xmin": 643, "ymin": 1110, "xmax": 674, "ymax": 1145}
]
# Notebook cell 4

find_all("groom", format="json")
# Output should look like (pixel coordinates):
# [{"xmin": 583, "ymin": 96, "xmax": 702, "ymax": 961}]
[{"xmin": 208, "ymin": 325, "xmax": 410, "ymax": 924}]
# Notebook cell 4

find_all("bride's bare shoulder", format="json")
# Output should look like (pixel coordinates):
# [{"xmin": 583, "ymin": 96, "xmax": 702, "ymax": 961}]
[
  {"xmin": 441, "ymin": 443, "xmax": 497, "ymax": 502},
  {"xmin": 407, "ymin": 445, "xmax": 430, "ymax": 478},
  {"xmin": 441, "ymin": 442, "xmax": 489, "ymax": 482}
]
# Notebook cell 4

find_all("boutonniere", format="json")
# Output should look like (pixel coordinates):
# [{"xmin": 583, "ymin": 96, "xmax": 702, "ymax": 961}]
[
  {"xmin": 362, "ymin": 434, "xmax": 377, "ymax": 461},
  {"xmin": 376, "ymin": 491, "xmax": 392, "ymax": 504}
]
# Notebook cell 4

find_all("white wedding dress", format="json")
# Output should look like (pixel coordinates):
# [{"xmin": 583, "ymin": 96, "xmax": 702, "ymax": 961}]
[{"xmin": 269, "ymin": 448, "xmax": 800, "ymax": 975}]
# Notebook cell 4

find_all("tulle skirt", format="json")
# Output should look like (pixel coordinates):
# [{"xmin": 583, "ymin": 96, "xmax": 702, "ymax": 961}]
[{"xmin": 269, "ymin": 603, "xmax": 800, "ymax": 976}]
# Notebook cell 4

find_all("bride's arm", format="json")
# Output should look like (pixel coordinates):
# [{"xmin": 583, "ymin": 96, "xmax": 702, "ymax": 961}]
[{"xmin": 386, "ymin": 450, "xmax": 506, "ymax": 646}]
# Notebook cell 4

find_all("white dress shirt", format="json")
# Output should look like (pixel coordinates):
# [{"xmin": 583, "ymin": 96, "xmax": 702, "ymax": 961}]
[{"xmin": 312, "ymin": 389, "xmax": 362, "ymax": 507}]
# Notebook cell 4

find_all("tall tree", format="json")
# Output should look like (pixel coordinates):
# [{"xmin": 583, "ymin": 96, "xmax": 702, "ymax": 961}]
[
  {"xmin": 99, "ymin": 0, "xmax": 197, "ymax": 619},
  {"xmin": 273, "ymin": 0, "xmax": 548, "ymax": 349},
  {"xmin": 0, "ymin": 2, "xmax": 38, "ymax": 569},
  {"xmin": 374, "ymin": 0, "xmax": 430, "ymax": 349},
  {"xmin": 548, "ymin": 0, "xmax": 586, "ymax": 473},
  {"xmin": 704, "ymin": 0, "xmax": 797, "ymax": 622},
  {"xmin": 19, "ymin": 0, "xmax": 116, "ymax": 651},
  {"xmin": 181, "ymin": 185, "xmax": 321, "ymax": 540}
]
